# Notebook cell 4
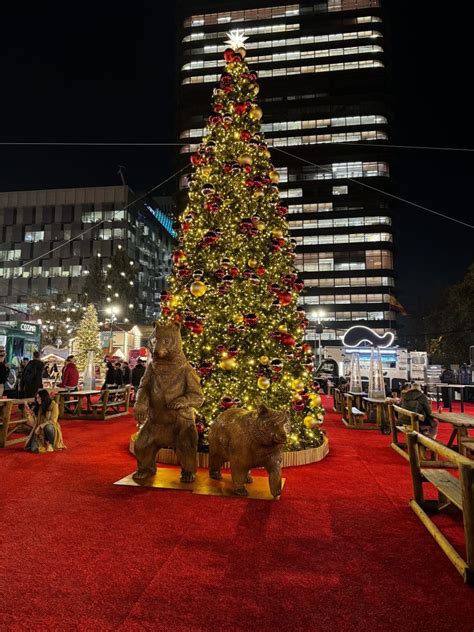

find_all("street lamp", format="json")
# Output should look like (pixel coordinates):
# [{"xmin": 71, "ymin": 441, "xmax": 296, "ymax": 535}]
[
  {"xmin": 105, "ymin": 305, "xmax": 121, "ymax": 354},
  {"xmin": 311, "ymin": 309, "xmax": 326, "ymax": 368}
]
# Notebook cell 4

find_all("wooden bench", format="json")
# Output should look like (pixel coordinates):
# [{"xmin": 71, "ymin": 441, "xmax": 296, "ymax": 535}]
[
  {"xmin": 388, "ymin": 404, "xmax": 424, "ymax": 461},
  {"xmin": 342, "ymin": 393, "xmax": 368, "ymax": 429},
  {"xmin": 58, "ymin": 386, "xmax": 130, "ymax": 420},
  {"xmin": 0, "ymin": 398, "xmax": 34, "ymax": 447},
  {"xmin": 407, "ymin": 431, "xmax": 474, "ymax": 583},
  {"xmin": 333, "ymin": 388, "xmax": 344, "ymax": 413}
]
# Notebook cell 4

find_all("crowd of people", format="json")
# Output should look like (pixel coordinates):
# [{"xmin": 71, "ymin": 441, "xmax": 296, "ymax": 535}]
[{"xmin": 0, "ymin": 350, "xmax": 148, "ymax": 455}]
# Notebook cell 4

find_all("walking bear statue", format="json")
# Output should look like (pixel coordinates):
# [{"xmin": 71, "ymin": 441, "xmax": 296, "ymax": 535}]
[
  {"xmin": 133, "ymin": 321, "xmax": 204, "ymax": 483},
  {"xmin": 208, "ymin": 404, "xmax": 288, "ymax": 498}
]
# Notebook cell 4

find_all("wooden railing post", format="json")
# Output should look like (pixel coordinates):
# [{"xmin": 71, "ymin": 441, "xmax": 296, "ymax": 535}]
[
  {"xmin": 460, "ymin": 463, "xmax": 474, "ymax": 580},
  {"xmin": 407, "ymin": 432, "xmax": 424, "ymax": 506}
]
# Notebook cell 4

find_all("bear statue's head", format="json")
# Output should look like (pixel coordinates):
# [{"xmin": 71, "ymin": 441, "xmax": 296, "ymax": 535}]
[
  {"xmin": 253, "ymin": 404, "xmax": 289, "ymax": 447},
  {"xmin": 152, "ymin": 321, "xmax": 183, "ymax": 361}
]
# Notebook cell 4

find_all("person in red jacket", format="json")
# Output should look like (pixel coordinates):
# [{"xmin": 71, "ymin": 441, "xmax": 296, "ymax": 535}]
[{"xmin": 60, "ymin": 355, "xmax": 79, "ymax": 391}]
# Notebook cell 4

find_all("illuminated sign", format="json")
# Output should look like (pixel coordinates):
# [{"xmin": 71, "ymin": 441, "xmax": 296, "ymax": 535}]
[
  {"xmin": 19, "ymin": 322, "xmax": 38, "ymax": 334},
  {"xmin": 342, "ymin": 325, "xmax": 395, "ymax": 349}
]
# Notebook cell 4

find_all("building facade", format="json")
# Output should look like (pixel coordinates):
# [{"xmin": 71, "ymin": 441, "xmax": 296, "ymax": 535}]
[
  {"xmin": 0, "ymin": 185, "xmax": 175, "ymax": 324},
  {"xmin": 176, "ymin": 0, "xmax": 396, "ymax": 343}
]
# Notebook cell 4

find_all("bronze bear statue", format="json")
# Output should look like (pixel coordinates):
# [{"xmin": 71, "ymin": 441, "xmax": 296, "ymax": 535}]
[
  {"xmin": 208, "ymin": 404, "xmax": 288, "ymax": 498},
  {"xmin": 133, "ymin": 322, "xmax": 204, "ymax": 483}
]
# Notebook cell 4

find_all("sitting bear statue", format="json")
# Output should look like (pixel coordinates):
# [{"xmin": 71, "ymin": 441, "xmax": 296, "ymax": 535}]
[
  {"xmin": 208, "ymin": 404, "xmax": 288, "ymax": 498},
  {"xmin": 133, "ymin": 321, "xmax": 204, "ymax": 483}
]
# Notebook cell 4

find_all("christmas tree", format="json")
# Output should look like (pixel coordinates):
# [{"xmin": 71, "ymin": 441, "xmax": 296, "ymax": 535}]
[
  {"xmin": 162, "ymin": 32, "xmax": 325, "ymax": 451},
  {"xmin": 76, "ymin": 304, "xmax": 102, "ymax": 372}
]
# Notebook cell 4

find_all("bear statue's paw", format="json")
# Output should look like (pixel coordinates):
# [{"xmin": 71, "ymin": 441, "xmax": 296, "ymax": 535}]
[
  {"xmin": 132, "ymin": 469, "xmax": 156, "ymax": 482},
  {"xmin": 209, "ymin": 470, "xmax": 223, "ymax": 480},
  {"xmin": 245, "ymin": 473, "xmax": 253, "ymax": 484},
  {"xmin": 180, "ymin": 471, "xmax": 196, "ymax": 483},
  {"xmin": 233, "ymin": 486, "xmax": 249, "ymax": 497}
]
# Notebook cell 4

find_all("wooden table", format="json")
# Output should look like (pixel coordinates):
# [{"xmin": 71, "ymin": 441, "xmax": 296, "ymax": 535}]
[
  {"xmin": 432, "ymin": 411, "xmax": 474, "ymax": 456},
  {"xmin": 349, "ymin": 391, "xmax": 367, "ymax": 411},
  {"xmin": 363, "ymin": 397, "xmax": 391, "ymax": 434},
  {"xmin": 0, "ymin": 398, "xmax": 34, "ymax": 447},
  {"xmin": 58, "ymin": 390, "xmax": 102, "ymax": 418},
  {"xmin": 434, "ymin": 384, "xmax": 473, "ymax": 413}
]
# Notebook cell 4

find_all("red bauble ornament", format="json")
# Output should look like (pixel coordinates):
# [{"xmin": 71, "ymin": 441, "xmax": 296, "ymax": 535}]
[
  {"xmin": 244, "ymin": 179, "xmax": 254, "ymax": 188},
  {"xmin": 256, "ymin": 266, "xmax": 266, "ymax": 277},
  {"xmin": 224, "ymin": 48, "xmax": 235, "ymax": 62},
  {"xmin": 203, "ymin": 230, "xmax": 219, "ymax": 246},
  {"xmin": 278, "ymin": 290, "xmax": 293, "ymax": 306},
  {"xmin": 220, "ymin": 396, "xmax": 236, "ymax": 410},
  {"xmin": 244, "ymin": 313, "xmax": 258, "ymax": 326},
  {"xmin": 302, "ymin": 343, "xmax": 313, "ymax": 355},
  {"xmin": 233, "ymin": 102, "xmax": 247, "ymax": 115},
  {"xmin": 161, "ymin": 306, "xmax": 171, "ymax": 316},
  {"xmin": 192, "ymin": 322, "xmax": 204, "ymax": 335},
  {"xmin": 198, "ymin": 361, "xmax": 213, "ymax": 377},
  {"xmin": 184, "ymin": 316, "xmax": 196, "ymax": 330},
  {"xmin": 181, "ymin": 222, "xmax": 191, "ymax": 232},
  {"xmin": 223, "ymin": 163, "xmax": 232, "ymax": 174},
  {"xmin": 240, "ymin": 130, "xmax": 251, "ymax": 141},
  {"xmin": 190, "ymin": 154, "xmax": 201, "ymax": 166},
  {"xmin": 227, "ymin": 346, "xmax": 239, "ymax": 358},
  {"xmin": 196, "ymin": 421, "xmax": 206, "ymax": 435},
  {"xmin": 281, "ymin": 333, "xmax": 296, "ymax": 347},
  {"xmin": 276, "ymin": 205, "xmax": 289, "ymax": 217},
  {"xmin": 229, "ymin": 266, "xmax": 239, "ymax": 278},
  {"xmin": 293, "ymin": 280, "xmax": 305, "ymax": 292},
  {"xmin": 178, "ymin": 268, "xmax": 192, "ymax": 279},
  {"xmin": 291, "ymin": 399, "xmax": 305, "ymax": 412},
  {"xmin": 244, "ymin": 164, "xmax": 252, "ymax": 173},
  {"xmin": 215, "ymin": 344, "xmax": 227, "ymax": 354},
  {"xmin": 172, "ymin": 250, "xmax": 187, "ymax": 266},
  {"xmin": 227, "ymin": 324, "xmax": 238, "ymax": 334}
]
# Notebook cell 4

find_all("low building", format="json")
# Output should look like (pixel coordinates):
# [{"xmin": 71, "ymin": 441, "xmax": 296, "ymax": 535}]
[{"xmin": 0, "ymin": 185, "xmax": 176, "ymax": 323}]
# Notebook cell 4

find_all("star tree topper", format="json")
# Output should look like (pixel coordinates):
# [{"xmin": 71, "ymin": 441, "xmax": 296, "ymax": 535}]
[{"xmin": 224, "ymin": 29, "xmax": 248, "ymax": 51}]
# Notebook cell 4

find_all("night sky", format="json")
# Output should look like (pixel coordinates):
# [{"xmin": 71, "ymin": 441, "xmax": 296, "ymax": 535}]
[{"xmin": 1, "ymin": 1, "xmax": 473, "ymax": 318}]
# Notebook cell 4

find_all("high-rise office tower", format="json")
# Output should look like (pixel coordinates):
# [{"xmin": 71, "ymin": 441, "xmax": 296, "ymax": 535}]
[{"xmin": 176, "ymin": 0, "xmax": 396, "ymax": 344}]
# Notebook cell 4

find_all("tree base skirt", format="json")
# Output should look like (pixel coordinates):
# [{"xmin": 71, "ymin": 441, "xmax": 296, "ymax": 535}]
[{"xmin": 129, "ymin": 433, "xmax": 329, "ymax": 468}]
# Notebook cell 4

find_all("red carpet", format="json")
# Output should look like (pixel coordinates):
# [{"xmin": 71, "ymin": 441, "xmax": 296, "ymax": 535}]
[{"xmin": 1, "ymin": 398, "xmax": 473, "ymax": 631}]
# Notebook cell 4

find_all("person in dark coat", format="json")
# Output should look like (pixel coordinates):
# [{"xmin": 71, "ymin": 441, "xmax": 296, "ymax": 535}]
[
  {"xmin": 399, "ymin": 383, "xmax": 438, "ymax": 439},
  {"xmin": 114, "ymin": 362, "xmax": 124, "ymax": 387},
  {"xmin": 131, "ymin": 359, "xmax": 146, "ymax": 403},
  {"xmin": 122, "ymin": 362, "xmax": 131, "ymax": 385},
  {"xmin": 440, "ymin": 366, "xmax": 455, "ymax": 408},
  {"xmin": 22, "ymin": 351, "xmax": 44, "ymax": 398},
  {"xmin": 102, "ymin": 361, "xmax": 116, "ymax": 389}
]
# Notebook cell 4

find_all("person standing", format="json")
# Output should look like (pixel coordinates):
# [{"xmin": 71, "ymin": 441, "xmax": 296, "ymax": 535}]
[
  {"xmin": 114, "ymin": 362, "xmax": 124, "ymax": 387},
  {"xmin": 440, "ymin": 365, "xmax": 455, "ymax": 408},
  {"xmin": 103, "ymin": 361, "xmax": 116, "ymax": 389},
  {"xmin": 122, "ymin": 361, "xmax": 131, "ymax": 385},
  {"xmin": 16, "ymin": 357, "xmax": 30, "ymax": 397},
  {"xmin": 60, "ymin": 355, "xmax": 79, "ymax": 391},
  {"xmin": 21, "ymin": 351, "xmax": 44, "ymax": 398},
  {"xmin": 131, "ymin": 359, "xmax": 146, "ymax": 403},
  {"xmin": 0, "ymin": 350, "xmax": 7, "ymax": 397}
]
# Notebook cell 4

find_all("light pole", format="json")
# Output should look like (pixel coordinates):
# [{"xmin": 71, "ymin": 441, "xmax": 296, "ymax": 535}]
[
  {"xmin": 105, "ymin": 305, "xmax": 121, "ymax": 355},
  {"xmin": 311, "ymin": 309, "xmax": 326, "ymax": 369}
]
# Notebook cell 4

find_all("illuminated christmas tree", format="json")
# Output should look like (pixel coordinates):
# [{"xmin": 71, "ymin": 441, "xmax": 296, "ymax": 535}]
[
  {"xmin": 162, "ymin": 32, "xmax": 325, "ymax": 451},
  {"xmin": 76, "ymin": 304, "xmax": 102, "ymax": 372}
]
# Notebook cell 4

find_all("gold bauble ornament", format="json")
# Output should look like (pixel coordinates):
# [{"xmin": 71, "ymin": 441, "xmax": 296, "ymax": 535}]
[
  {"xmin": 252, "ymin": 84, "xmax": 260, "ymax": 95},
  {"xmin": 253, "ymin": 189, "xmax": 264, "ymax": 198},
  {"xmin": 291, "ymin": 379, "xmax": 305, "ymax": 392},
  {"xmin": 269, "ymin": 170, "xmax": 280, "ymax": 184},
  {"xmin": 220, "ymin": 357, "xmax": 237, "ymax": 371},
  {"xmin": 309, "ymin": 393, "xmax": 322, "ymax": 408},
  {"xmin": 201, "ymin": 167, "xmax": 212, "ymax": 178},
  {"xmin": 263, "ymin": 149, "xmax": 271, "ymax": 160},
  {"xmin": 237, "ymin": 153, "xmax": 253, "ymax": 166},
  {"xmin": 278, "ymin": 324, "xmax": 288, "ymax": 333},
  {"xmin": 248, "ymin": 258, "xmax": 258, "ymax": 268},
  {"xmin": 233, "ymin": 314, "xmax": 244, "ymax": 324},
  {"xmin": 259, "ymin": 355, "xmax": 270, "ymax": 365},
  {"xmin": 256, "ymin": 221, "xmax": 266, "ymax": 231},
  {"xmin": 169, "ymin": 296, "xmax": 180, "ymax": 309},
  {"xmin": 271, "ymin": 228, "xmax": 284, "ymax": 239},
  {"xmin": 249, "ymin": 106, "xmax": 263, "ymax": 121},
  {"xmin": 304, "ymin": 415, "xmax": 317, "ymax": 428},
  {"xmin": 190, "ymin": 281, "xmax": 207, "ymax": 297},
  {"xmin": 257, "ymin": 376, "xmax": 271, "ymax": 390}
]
